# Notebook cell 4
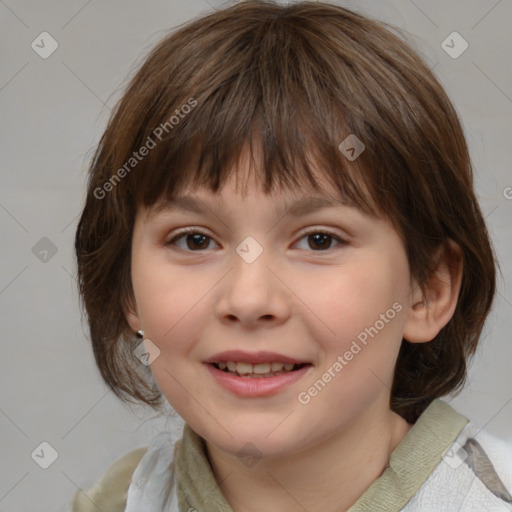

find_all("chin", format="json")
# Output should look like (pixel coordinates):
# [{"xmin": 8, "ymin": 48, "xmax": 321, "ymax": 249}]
[{"xmin": 198, "ymin": 420, "xmax": 301, "ymax": 459}]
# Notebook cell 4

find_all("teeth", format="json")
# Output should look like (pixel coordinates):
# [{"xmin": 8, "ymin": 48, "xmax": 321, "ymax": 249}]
[
  {"xmin": 236, "ymin": 362, "xmax": 253, "ymax": 375},
  {"xmin": 253, "ymin": 363, "xmax": 271, "ymax": 374},
  {"xmin": 215, "ymin": 361, "xmax": 301, "ymax": 375}
]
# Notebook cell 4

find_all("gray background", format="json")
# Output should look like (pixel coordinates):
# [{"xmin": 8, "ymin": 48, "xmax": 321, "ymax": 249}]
[{"xmin": 1, "ymin": 0, "xmax": 511, "ymax": 510}]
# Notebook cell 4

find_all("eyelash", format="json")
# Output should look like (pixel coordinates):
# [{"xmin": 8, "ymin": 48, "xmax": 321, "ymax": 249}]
[{"xmin": 166, "ymin": 227, "xmax": 348, "ymax": 253}]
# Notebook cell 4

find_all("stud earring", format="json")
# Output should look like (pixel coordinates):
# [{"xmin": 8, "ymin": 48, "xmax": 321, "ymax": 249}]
[{"xmin": 136, "ymin": 330, "xmax": 144, "ymax": 339}]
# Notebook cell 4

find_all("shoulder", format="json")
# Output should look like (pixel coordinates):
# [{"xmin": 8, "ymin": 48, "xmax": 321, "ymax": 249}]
[
  {"xmin": 417, "ymin": 423, "xmax": 512, "ymax": 510},
  {"xmin": 449, "ymin": 425, "xmax": 512, "ymax": 509},
  {"xmin": 466, "ymin": 427, "xmax": 512, "ymax": 487},
  {"xmin": 69, "ymin": 447, "xmax": 148, "ymax": 512}
]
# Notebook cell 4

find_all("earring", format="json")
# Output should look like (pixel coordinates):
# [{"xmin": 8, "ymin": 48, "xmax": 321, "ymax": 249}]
[{"xmin": 136, "ymin": 330, "xmax": 144, "ymax": 339}]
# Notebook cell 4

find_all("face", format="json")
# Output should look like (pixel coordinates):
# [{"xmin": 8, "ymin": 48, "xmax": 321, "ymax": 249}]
[{"xmin": 126, "ymin": 156, "xmax": 416, "ymax": 459}]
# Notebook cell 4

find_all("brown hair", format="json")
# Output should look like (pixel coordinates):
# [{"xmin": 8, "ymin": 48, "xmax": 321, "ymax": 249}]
[{"xmin": 75, "ymin": 0, "xmax": 497, "ymax": 423}]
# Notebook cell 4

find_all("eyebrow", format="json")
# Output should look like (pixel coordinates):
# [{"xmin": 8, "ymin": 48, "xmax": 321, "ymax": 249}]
[{"xmin": 150, "ymin": 195, "xmax": 352, "ymax": 218}]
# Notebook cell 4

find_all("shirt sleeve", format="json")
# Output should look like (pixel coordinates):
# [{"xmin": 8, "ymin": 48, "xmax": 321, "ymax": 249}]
[{"xmin": 69, "ymin": 447, "xmax": 148, "ymax": 512}]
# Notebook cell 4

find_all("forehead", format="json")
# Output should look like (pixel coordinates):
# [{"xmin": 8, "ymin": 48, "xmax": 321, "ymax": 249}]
[
  {"xmin": 147, "ymin": 192, "xmax": 359, "ymax": 219},
  {"xmin": 144, "ymin": 159, "xmax": 372, "ymax": 221},
  {"xmin": 146, "ymin": 150, "xmax": 377, "ymax": 218}
]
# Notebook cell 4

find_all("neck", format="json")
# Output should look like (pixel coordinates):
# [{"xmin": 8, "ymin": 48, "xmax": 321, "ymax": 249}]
[{"xmin": 205, "ymin": 402, "xmax": 414, "ymax": 512}]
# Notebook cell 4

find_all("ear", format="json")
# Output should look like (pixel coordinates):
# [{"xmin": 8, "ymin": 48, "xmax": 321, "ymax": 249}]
[
  {"xmin": 123, "ymin": 296, "xmax": 142, "ymax": 334},
  {"xmin": 402, "ymin": 239, "xmax": 463, "ymax": 343}
]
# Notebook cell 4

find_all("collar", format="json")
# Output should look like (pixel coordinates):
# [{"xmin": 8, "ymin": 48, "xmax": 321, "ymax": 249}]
[{"xmin": 174, "ymin": 399, "xmax": 469, "ymax": 512}]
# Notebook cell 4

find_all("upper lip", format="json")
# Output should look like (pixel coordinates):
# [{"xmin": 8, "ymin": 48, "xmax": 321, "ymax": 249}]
[{"xmin": 204, "ymin": 350, "xmax": 310, "ymax": 365}]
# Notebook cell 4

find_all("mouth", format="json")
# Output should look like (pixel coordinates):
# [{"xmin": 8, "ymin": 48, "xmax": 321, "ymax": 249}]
[
  {"xmin": 203, "ymin": 350, "xmax": 313, "ymax": 396},
  {"xmin": 209, "ymin": 361, "xmax": 311, "ymax": 378},
  {"xmin": 205, "ymin": 360, "xmax": 313, "ymax": 397}
]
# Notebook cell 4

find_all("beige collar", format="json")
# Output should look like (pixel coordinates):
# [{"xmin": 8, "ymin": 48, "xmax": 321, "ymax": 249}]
[{"xmin": 174, "ymin": 399, "xmax": 469, "ymax": 512}]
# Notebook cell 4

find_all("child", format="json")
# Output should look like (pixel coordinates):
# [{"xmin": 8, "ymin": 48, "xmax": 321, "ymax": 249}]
[{"xmin": 71, "ymin": 1, "xmax": 512, "ymax": 510}]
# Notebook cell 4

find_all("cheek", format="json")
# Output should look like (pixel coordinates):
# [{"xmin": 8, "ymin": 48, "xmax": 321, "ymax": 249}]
[
  {"xmin": 132, "ymin": 251, "xmax": 215, "ymax": 360},
  {"xmin": 299, "ymin": 254, "xmax": 409, "ymax": 399},
  {"xmin": 304, "ymin": 257, "xmax": 405, "ymax": 342},
  {"xmin": 134, "ymin": 268, "xmax": 213, "ymax": 416}
]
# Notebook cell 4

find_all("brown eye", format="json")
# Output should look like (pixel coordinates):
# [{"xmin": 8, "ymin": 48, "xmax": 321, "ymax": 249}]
[
  {"xmin": 309, "ymin": 233, "xmax": 332, "ymax": 250},
  {"xmin": 166, "ymin": 228, "xmax": 347, "ymax": 253},
  {"xmin": 295, "ymin": 230, "xmax": 347, "ymax": 252},
  {"xmin": 184, "ymin": 233, "xmax": 210, "ymax": 250},
  {"xmin": 167, "ymin": 230, "xmax": 218, "ymax": 251}
]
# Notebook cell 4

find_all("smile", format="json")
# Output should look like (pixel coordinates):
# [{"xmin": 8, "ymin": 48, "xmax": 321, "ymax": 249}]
[
  {"xmin": 205, "ymin": 362, "xmax": 313, "ymax": 397},
  {"xmin": 212, "ymin": 361, "xmax": 307, "ymax": 377}
]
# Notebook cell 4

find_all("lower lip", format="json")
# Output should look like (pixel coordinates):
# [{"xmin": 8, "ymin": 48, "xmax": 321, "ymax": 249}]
[{"xmin": 205, "ymin": 363, "xmax": 312, "ymax": 397}]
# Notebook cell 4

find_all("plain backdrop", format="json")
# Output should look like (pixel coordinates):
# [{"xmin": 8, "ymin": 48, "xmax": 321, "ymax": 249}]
[{"xmin": 1, "ymin": 1, "xmax": 511, "ymax": 510}]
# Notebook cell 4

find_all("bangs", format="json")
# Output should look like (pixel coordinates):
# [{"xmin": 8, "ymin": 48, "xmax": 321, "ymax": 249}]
[
  {"xmin": 136, "ymin": 108, "xmax": 379, "ymax": 217},
  {"xmin": 121, "ymin": 7, "xmax": 385, "ymax": 218}
]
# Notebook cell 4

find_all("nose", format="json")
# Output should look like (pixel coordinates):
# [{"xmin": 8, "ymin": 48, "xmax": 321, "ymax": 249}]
[{"xmin": 214, "ymin": 244, "xmax": 291, "ymax": 328}]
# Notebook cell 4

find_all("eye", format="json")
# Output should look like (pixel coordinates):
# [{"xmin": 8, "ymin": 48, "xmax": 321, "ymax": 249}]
[
  {"xmin": 166, "ymin": 227, "xmax": 347, "ymax": 252},
  {"xmin": 167, "ymin": 228, "xmax": 219, "ymax": 252},
  {"xmin": 295, "ymin": 229, "xmax": 347, "ymax": 252}
]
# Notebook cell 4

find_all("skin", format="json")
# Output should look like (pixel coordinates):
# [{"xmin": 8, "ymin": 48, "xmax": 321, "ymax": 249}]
[{"xmin": 125, "ymin": 150, "xmax": 463, "ymax": 512}]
